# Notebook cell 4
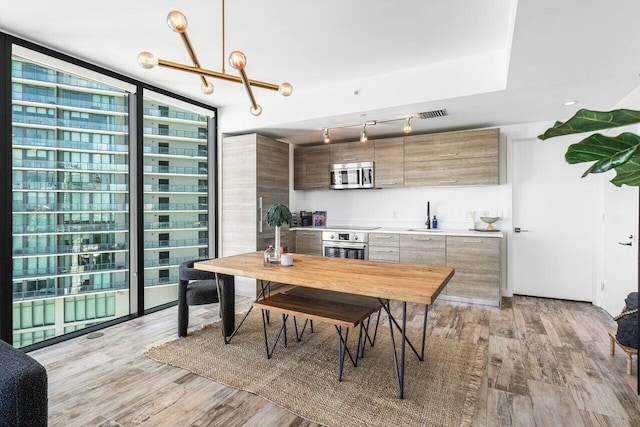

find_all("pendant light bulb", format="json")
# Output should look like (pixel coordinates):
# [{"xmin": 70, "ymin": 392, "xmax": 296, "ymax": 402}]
[
  {"xmin": 137, "ymin": 52, "xmax": 158, "ymax": 69},
  {"xmin": 201, "ymin": 81, "xmax": 214, "ymax": 94},
  {"xmin": 403, "ymin": 117, "xmax": 412, "ymax": 133},
  {"xmin": 279, "ymin": 82, "xmax": 293, "ymax": 97},
  {"xmin": 229, "ymin": 51, "xmax": 247, "ymax": 70},
  {"xmin": 167, "ymin": 11, "xmax": 188, "ymax": 33},
  {"xmin": 323, "ymin": 128, "xmax": 331, "ymax": 144},
  {"xmin": 250, "ymin": 104, "xmax": 263, "ymax": 116}
]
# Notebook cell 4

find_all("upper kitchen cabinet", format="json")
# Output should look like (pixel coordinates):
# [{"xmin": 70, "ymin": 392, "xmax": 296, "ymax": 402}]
[
  {"xmin": 221, "ymin": 134, "xmax": 289, "ymax": 256},
  {"xmin": 373, "ymin": 137, "xmax": 404, "ymax": 188},
  {"xmin": 329, "ymin": 140, "xmax": 374, "ymax": 164},
  {"xmin": 294, "ymin": 145, "xmax": 330, "ymax": 190},
  {"xmin": 404, "ymin": 128, "xmax": 500, "ymax": 187}
]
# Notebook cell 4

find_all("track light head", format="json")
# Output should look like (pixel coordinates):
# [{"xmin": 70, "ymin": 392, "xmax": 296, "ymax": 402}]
[
  {"xmin": 404, "ymin": 117, "xmax": 412, "ymax": 133},
  {"xmin": 323, "ymin": 128, "xmax": 331, "ymax": 144}
]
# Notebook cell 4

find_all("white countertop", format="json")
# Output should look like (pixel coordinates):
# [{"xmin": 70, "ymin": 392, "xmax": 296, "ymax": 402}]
[{"xmin": 291, "ymin": 225, "xmax": 503, "ymax": 238}]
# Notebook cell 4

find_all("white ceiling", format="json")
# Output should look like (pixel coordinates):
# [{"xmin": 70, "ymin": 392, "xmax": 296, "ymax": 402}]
[{"xmin": 2, "ymin": 0, "xmax": 640, "ymax": 144}]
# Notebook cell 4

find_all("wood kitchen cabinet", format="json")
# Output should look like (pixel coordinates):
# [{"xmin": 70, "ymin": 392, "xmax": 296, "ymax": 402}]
[
  {"xmin": 373, "ymin": 137, "xmax": 403, "ymax": 188},
  {"xmin": 404, "ymin": 128, "xmax": 499, "ymax": 187},
  {"xmin": 368, "ymin": 233, "xmax": 399, "ymax": 262},
  {"xmin": 294, "ymin": 145, "xmax": 330, "ymax": 190},
  {"xmin": 329, "ymin": 140, "xmax": 374, "ymax": 164},
  {"xmin": 445, "ymin": 236, "xmax": 500, "ymax": 306},
  {"xmin": 399, "ymin": 234, "xmax": 446, "ymax": 266},
  {"xmin": 221, "ymin": 133, "xmax": 290, "ymax": 256},
  {"xmin": 295, "ymin": 230, "xmax": 322, "ymax": 255}
]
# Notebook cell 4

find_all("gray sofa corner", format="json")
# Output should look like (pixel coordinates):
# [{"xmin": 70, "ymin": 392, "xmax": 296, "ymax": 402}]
[{"xmin": 0, "ymin": 339, "xmax": 48, "ymax": 427}]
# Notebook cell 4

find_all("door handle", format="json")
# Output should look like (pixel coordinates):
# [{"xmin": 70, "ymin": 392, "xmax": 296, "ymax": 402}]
[
  {"xmin": 514, "ymin": 227, "xmax": 529, "ymax": 233},
  {"xmin": 618, "ymin": 235, "xmax": 633, "ymax": 246}
]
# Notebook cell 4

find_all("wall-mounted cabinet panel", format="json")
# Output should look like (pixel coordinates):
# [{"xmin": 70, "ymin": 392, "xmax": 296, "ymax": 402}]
[
  {"xmin": 330, "ymin": 141, "xmax": 374, "ymax": 164},
  {"xmin": 294, "ymin": 145, "xmax": 330, "ymax": 190},
  {"xmin": 374, "ymin": 137, "xmax": 404, "ymax": 188},
  {"xmin": 404, "ymin": 156, "xmax": 499, "ymax": 187},
  {"xmin": 404, "ymin": 128, "xmax": 499, "ymax": 187}
]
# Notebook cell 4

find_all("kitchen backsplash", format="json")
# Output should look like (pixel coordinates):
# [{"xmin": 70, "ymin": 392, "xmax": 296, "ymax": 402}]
[{"xmin": 291, "ymin": 183, "xmax": 509, "ymax": 230}]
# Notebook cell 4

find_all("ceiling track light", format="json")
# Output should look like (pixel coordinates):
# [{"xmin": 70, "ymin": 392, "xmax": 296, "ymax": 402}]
[
  {"xmin": 323, "ymin": 128, "xmax": 331, "ymax": 144},
  {"xmin": 137, "ymin": 0, "xmax": 292, "ymax": 116},
  {"xmin": 404, "ymin": 117, "xmax": 412, "ymax": 133},
  {"xmin": 360, "ymin": 123, "xmax": 368, "ymax": 143}
]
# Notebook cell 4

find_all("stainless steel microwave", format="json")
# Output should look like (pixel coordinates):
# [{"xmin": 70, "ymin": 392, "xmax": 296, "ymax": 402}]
[{"xmin": 330, "ymin": 161, "xmax": 374, "ymax": 189}]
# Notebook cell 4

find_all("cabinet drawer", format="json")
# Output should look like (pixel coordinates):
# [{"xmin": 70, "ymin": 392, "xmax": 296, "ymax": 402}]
[
  {"xmin": 368, "ymin": 246, "xmax": 400, "ymax": 263},
  {"xmin": 399, "ymin": 234, "xmax": 445, "ymax": 265},
  {"xmin": 296, "ymin": 231, "xmax": 322, "ymax": 255},
  {"xmin": 369, "ymin": 233, "xmax": 399, "ymax": 247}
]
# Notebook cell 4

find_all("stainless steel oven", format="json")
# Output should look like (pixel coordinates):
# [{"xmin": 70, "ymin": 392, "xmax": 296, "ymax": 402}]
[{"xmin": 322, "ymin": 231, "xmax": 368, "ymax": 260}]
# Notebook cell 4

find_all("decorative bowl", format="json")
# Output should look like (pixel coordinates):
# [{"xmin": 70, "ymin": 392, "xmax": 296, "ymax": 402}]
[{"xmin": 479, "ymin": 216, "xmax": 500, "ymax": 231}]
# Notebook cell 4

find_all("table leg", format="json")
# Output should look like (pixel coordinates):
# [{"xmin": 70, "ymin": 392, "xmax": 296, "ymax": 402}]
[
  {"xmin": 215, "ymin": 273, "xmax": 235, "ymax": 339},
  {"xmin": 381, "ymin": 300, "xmax": 430, "ymax": 399}
]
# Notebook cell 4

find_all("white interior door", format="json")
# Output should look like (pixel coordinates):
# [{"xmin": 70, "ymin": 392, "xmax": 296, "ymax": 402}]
[
  {"xmin": 602, "ymin": 183, "xmax": 638, "ymax": 316},
  {"xmin": 512, "ymin": 137, "xmax": 594, "ymax": 301}
]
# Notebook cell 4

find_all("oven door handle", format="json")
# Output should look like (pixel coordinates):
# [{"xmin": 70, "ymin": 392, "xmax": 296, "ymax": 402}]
[{"xmin": 322, "ymin": 242, "xmax": 367, "ymax": 250}]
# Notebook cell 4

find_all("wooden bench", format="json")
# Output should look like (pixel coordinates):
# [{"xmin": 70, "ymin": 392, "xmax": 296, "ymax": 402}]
[
  {"xmin": 253, "ymin": 287, "xmax": 384, "ymax": 381},
  {"xmin": 608, "ymin": 332, "xmax": 638, "ymax": 375}
]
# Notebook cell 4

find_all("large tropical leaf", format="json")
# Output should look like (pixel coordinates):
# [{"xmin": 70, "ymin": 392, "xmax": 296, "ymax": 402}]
[
  {"xmin": 538, "ymin": 108, "xmax": 640, "ymax": 140},
  {"xmin": 610, "ymin": 158, "xmax": 640, "ymax": 186},
  {"xmin": 564, "ymin": 132, "xmax": 640, "ymax": 185},
  {"xmin": 265, "ymin": 203, "xmax": 292, "ymax": 227}
]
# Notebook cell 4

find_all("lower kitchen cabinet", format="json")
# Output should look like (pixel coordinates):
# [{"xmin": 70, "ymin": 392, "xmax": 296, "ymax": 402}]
[
  {"xmin": 295, "ymin": 230, "xmax": 322, "ymax": 255},
  {"xmin": 368, "ymin": 233, "xmax": 400, "ymax": 262},
  {"xmin": 445, "ymin": 236, "xmax": 500, "ymax": 306},
  {"xmin": 399, "ymin": 234, "xmax": 446, "ymax": 266}
]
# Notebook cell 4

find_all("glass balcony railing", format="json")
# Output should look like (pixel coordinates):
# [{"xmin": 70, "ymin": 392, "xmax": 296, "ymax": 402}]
[
  {"xmin": 12, "ymin": 92, "xmax": 128, "ymax": 113},
  {"xmin": 143, "ymin": 203, "xmax": 206, "ymax": 211},
  {"xmin": 13, "ymin": 222, "xmax": 129, "ymax": 235},
  {"xmin": 143, "ymin": 127, "xmax": 206, "ymax": 140},
  {"xmin": 12, "ymin": 114, "xmax": 128, "ymax": 133},
  {"xmin": 13, "ymin": 159, "xmax": 128, "ymax": 172},
  {"xmin": 142, "ymin": 108, "xmax": 206, "ymax": 122},
  {"xmin": 144, "ymin": 238, "xmax": 207, "ymax": 249},
  {"xmin": 13, "ymin": 242, "xmax": 127, "ymax": 256},
  {"xmin": 12, "ymin": 282, "xmax": 128, "ymax": 301},
  {"xmin": 143, "ymin": 145, "xmax": 207, "ymax": 157},
  {"xmin": 12, "ymin": 136, "xmax": 129, "ymax": 153},
  {"xmin": 143, "ymin": 184, "xmax": 206, "ymax": 193},
  {"xmin": 144, "ymin": 256, "xmax": 193, "ymax": 268},
  {"xmin": 13, "ymin": 70, "xmax": 122, "ymax": 93},
  {"xmin": 13, "ymin": 182, "xmax": 129, "ymax": 192},
  {"xmin": 143, "ymin": 220, "xmax": 207, "ymax": 230},
  {"xmin": 144, "ymin": 275, "xmax": 179, "ymax": 287},
  {"xmin": 15, "ymin": 262, "xmax": 129, "ymax": 279},
  {"xmin": 143, "ymin": 165, "xmax": 206, "ymax": 175},
  {"xmin": 13, "ymin": 203, "xmax": 129, "ymax": 213}
]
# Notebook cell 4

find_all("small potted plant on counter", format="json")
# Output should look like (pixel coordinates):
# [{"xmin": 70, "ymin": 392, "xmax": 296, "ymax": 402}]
[{"xmin": 265, "ymin": 203, "xmax": 293, "ymax": 261}]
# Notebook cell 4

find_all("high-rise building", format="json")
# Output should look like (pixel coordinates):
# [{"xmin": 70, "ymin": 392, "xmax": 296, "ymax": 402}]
[{"xmin": 10, "ymin": 56, "xmax": 211, "ymax": 347}]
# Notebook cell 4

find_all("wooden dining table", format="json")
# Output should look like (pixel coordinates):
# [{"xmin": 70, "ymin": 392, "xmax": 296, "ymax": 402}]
[{"xmin": 195, "ymin": 251, "xmax": 455, "ymax": 398}]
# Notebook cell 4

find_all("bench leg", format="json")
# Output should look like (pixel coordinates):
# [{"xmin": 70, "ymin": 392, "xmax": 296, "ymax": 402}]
[
  {"xmin": 610, "ymin": 334, "xmax": 616, "ymax": 355},
  {"xmin": 627, "ymin": 355, "xmax": 633, "ymax": 375}
]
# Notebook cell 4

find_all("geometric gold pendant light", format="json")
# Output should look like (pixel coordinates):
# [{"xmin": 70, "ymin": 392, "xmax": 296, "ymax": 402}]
[{"xmin": 137, "ymin": 0, "xmax": 292, "ymax": 116}]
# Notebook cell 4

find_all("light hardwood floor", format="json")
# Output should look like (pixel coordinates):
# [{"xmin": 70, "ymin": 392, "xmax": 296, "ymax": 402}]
[{"xmin": 30, "ymin": 296, "xmax": 640, "ymax": 426}]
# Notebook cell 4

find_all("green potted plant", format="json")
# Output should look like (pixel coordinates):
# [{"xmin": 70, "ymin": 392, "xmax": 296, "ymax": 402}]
[{"xmin": 265, "ymin": 203, "xmax": 293, "ymax": 260}]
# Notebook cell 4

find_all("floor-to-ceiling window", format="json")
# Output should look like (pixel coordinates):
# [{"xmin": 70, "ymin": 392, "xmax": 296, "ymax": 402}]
[
  {"xmin": 11, "ymin": 55, "xmax": 131, "ymax": 347},
  {"xmin": 142, "ymin": 92, "xmax": 211, "ymax": 311},
  {"xmin": 1, "ymin": 35, "xmax": 217, "ymax": 349}
]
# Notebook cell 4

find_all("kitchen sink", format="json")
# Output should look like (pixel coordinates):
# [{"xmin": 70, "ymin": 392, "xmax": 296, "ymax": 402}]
[{"xmin": 405, "ymin": 228, "xmax": 442, "ymax": 232}]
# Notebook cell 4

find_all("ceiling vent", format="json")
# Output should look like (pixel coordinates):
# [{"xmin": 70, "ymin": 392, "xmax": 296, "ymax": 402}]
[{"xmin": 417, "ymin": 109, "xmax": 447, "ymax": 119}]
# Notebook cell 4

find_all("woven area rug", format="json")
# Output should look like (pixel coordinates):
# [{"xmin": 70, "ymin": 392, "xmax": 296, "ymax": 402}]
[{"xmin": 145, "ymin": 311, "xmax": 485, "ymax": 427}]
